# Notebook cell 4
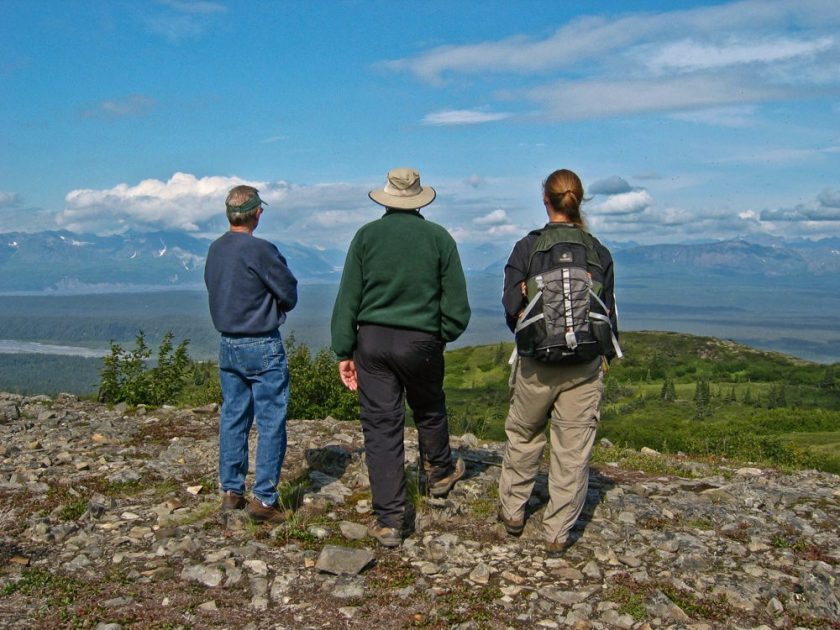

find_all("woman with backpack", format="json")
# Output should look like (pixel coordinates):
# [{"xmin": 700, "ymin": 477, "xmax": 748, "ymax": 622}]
[{"xmin": 497, "ymin": 168, "xmax": 620, "ymax": 554}]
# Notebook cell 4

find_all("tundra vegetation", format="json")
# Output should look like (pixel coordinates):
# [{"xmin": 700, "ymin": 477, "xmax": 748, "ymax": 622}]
[{"xmin": 4, "ymin": 330, "xmax": 839, "ymax": 474}]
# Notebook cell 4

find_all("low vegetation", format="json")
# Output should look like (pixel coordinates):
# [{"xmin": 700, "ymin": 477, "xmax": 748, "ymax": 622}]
[
  {"xmin": 442, "ymin": 332, "xmax": 840, "ymax": 474},
  {"xmin": 4, "ymin": 329, "xmax": 838, "ymax": 474},
  {"xmin": 92, "ymin": 330, "xmax": 357, "ymax": 420}
]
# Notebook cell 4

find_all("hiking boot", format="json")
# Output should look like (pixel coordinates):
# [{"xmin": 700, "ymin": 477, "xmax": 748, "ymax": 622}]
[
  {"xmin": 246, "ymin": 498, "xmax": 287, "ymax": 524},
  {"xmin": 429, "ymin": 457, "xmax": 465, "ymax": 497},
  {"xmin": 497, "ymin": 508, "xmax": 525, "ymax": 536},
  {"xmin": 544, "ymin": 538, "xmax": 573, "ymax": 557},
  {"xmin": 367, "ymin": 522, "xmax": 402, "ymax": 548},
  {"xmin": 220, "ymin": 491, "xmax": 246, "ymax": 511}
]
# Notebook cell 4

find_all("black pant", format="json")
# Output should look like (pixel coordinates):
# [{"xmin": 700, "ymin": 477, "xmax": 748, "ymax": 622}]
[{"xmin": 355, "ymin": 324, "xmax": 454, "ymax": 529}]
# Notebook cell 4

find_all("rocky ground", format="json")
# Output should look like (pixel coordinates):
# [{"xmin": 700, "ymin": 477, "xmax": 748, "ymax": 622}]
[{"xmin": 0, "ymin": 392, "xmax": 838, "ymax": 629}]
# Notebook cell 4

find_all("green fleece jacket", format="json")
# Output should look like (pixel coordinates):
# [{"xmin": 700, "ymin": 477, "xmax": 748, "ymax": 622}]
[{"xmin": 330, "ymin": 210, "xmax": 471, "ymax": 359}]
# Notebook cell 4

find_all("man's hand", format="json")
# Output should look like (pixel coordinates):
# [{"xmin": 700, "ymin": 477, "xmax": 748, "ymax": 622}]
[{"xmin": 338, "ymin": 359, "xmax": 358, "ymax": 391}]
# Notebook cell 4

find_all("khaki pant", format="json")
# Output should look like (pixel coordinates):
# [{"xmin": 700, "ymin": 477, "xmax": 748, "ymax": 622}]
[{"xmin": 498, "ymin": 355, "xmax": 603, "ymax": 544}]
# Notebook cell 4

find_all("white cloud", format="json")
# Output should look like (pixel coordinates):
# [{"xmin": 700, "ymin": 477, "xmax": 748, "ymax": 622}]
[
  {"xmin": 384, "ymin": 1, "xmax": 840, "ymax": 81},
  {"xmin": 143, "ymin": 0, "xmax": 226, "ymax": 42},
  {"xmin": 464, "ymin": 175, "xmax": 487, "ymax": 189},
  {"xmin": 0, "ymin": 192, "xmax": 20, "ymax": 208},
  {"xmin": 529, "ymin": 76, "xmax": 780, "ymax": 121},
  {"xmin": 645, "ymin": 37, "xmax": 834, "ymax": 74},
  {"xmin": 721, "ymin": 144, "xmax": 840, "ymax": 164},
  {"xmin": 761, "ymin": 189, "xmax": 840, "ymax": 221},
  {"xmin": 670, "ymin": 105, "xmax": 758, "ymax": 127},
  {"xmin": 54, "ymin": 173, "xmax": 377, "ymax": 248},
  {"xmin": 590, "ymin": 190, "xmax": 653, "ymax": 216},
  {"xmin": 261, "ymin": 135, "xmax": 288, "ymax": 144},
  {"xmin": 487, "ymin": 224, "xmax": 521, "ymax": 236},
  {"xmin": 421, "ymin": 109, "xmax": 513, "ymax": 126},
  {"xmin": 83, "ymin": 94, "xmax": 156, "ymax": 118},
  {"xmin": 818, "ymin": 188, "xmax": 840, "ymax": 207},
  {"xmin": 58, "ymin": 172, "xmax": 282, "ymax": 233},
  {"xmin": 474, "ymin": 209, "xmax": 508, "ymax": 225},
  {"xmin": 383, "ymin": 0, "xmax": 839, "ymax": 122}
]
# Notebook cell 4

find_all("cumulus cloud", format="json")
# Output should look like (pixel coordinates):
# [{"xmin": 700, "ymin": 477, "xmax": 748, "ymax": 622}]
[
  {"xmin": 589, "ymin": 176, "xmax": 633, "ymax": 196},
  {"xmin": 421, "ymin": 109, "xmax": 513, "ymax": 126},
  {"xmin": 590, "ymin": 190, "xmax": 653, "ymax": 216},
  {"xmin": 761, "ymin": 189, "xmax": 840, "ymax": 221},
  {"xmin": 83, "ymin": 94, "xmax": 156, "ymax": 118},
  {"xmin": 54, "ymin": 172, "xmax": 378, "ymax": 248},
  {"xmin": 58, "ymin": 172, "xmax": 284, "ymax": 233},
  {"xmin": 473, "ymin": 209, "xmax": 508, "ymax": 225}
]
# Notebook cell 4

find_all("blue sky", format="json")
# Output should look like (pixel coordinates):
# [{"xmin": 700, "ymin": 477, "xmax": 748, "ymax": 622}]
[{"xmin": 1, "ymin": 0, "xmax": 839, "ymax": 250}]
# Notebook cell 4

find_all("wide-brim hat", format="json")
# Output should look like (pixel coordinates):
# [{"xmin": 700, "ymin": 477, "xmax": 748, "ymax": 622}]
[{"xmin": 369, "ymin": 167, "xmax": 436, "ymax": 210}]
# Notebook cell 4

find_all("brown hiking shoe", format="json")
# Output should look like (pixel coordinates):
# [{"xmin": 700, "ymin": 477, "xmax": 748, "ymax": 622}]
[
  {"xmin": 429, "ymin": 457, "xmax": 465, "ymax": 497},
  {"xmin": 220, "ymin": 491, "xmax": 246, "ymax": 511},
  {"xmin": 246, "ymin": 498, "xmax": 287, "ymax": 524},
  {"xmin": 544, "ymin": 538, "xmax": 573, "ymax": 557},
  {"xmin": 367, "ymin": 522, "xmax": 402, "ymax": 548},
  {"xmin": 497, "ymin": 508, "xmax": 525, "ymax": 536}
]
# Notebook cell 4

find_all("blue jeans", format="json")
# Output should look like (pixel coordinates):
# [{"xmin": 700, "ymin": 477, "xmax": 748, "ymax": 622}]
[{"xmin": 218, "ymin": 331, "xmax": 289, "ymax": 506}]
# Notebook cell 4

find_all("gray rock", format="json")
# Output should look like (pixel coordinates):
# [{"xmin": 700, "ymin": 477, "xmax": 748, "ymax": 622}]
[
  {"xmin": 0, "ymin": 401, "xmax": 20, "ymax": 423},
  {"xmin": 181, "ymin": 564, "xmax": 224, "ymax": 588},
  {"xmin": 315, "ymin": 545, "xmax": 374, "ymax": 575},
  {"xmin": 538, "ymin": 587, "xmax": 594, "ymax": 606},
  {"xmin": 332, "ymin": 577, "xmax": 365, "ymax": 599},
  {"xmin": 646, "ymin": 589, "xmax": 690, "ymax": 622},
  {"xmin": 469, "ymin": 562, "xmax": 492, "ymax": 584},
  {"xmin": 339, "ymin": 520, "xmax": 369, "ymax": 540}
]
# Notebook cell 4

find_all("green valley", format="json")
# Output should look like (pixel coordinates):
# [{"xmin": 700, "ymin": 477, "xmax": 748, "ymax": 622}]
[
  {"xmin": 442, "ymin": 332, "xmax": 840, "ymax": 474},
  {"xmin": 1, "ymin": 330, "xmax": 838, "ymax": 474}
]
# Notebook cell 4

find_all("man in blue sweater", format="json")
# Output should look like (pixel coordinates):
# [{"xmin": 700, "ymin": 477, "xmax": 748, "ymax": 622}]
[{"xmin": 204, "ymin": 185, "xmax": 298, "ymax": 523}]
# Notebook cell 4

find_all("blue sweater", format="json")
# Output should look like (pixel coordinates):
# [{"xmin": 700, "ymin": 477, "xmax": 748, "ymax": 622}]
[{"xmin": 204, "ymin": 232, "xmax": 298, "ymax": 335}]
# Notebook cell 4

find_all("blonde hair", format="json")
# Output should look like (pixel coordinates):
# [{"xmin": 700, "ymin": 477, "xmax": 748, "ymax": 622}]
[
  {"xmin": 225, "ymin": 185, "xmax": 261, "ymax": 226},
  {"xmin": 544, "ymin": 169, "xmax": 585, "ymax": 227}
]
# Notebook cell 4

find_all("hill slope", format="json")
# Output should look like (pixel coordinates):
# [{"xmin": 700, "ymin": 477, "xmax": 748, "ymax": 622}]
[
  {"xmin": 0, "ymin": 393, "xmax": 838, "ymax": 627},
  {"xmin": 443, "ymin": 332, "xmax": 840, "ymax": 473}
]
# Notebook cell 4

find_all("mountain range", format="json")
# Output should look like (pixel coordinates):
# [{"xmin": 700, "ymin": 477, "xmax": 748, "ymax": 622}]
[
  {"xmin": 0, "ymin": 230, "xmax": 342, "ymax": 293},
  {"xmin": 1, "ymin": 229, "xmax": 838, "ymax": 293}
]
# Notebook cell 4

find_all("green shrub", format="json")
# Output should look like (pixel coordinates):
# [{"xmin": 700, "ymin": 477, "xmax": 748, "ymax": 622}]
[
  {"xmin": 98, "ymin": 331, "xmax": 193, "ymax": 406},
  {"xmin": 285, "ymin": 336, "xmax": 358, "ymax": 420}
]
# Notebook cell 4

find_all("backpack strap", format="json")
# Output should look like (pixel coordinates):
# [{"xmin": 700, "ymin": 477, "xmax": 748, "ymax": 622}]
[
  {"xmin": 527, "ymin": 225, "xmax": 603, "ymax": 273},
  {"xmin": 514, "ymin": 275, "xmax": 545, "ymax": 333},
  {"xmin": 590, "ymin": 289, "xmax": 623, "ymax": 359}
]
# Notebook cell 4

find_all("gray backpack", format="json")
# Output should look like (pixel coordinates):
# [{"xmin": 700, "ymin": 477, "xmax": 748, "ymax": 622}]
[{"xmin": 515, "ymin": 225, "xmax": 622, "ymax": 363}]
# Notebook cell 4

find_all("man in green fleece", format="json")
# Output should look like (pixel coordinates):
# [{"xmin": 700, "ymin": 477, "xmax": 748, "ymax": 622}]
[{"xmin": 331, "ymin": 167, "xmax": 471, "ymax": 547}]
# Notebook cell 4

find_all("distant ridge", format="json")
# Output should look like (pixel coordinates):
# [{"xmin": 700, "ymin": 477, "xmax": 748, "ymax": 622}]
[
  {"xmin": 0, "ymin": 230, "xmax": 340, "ymax": 293},
  {"xmin": 2, "ymin": 230, "xmax": 839, "ymax": 293},
  {"xmin": 482, "ymin": 236, "xmax": 840, "ymax": 277}
]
